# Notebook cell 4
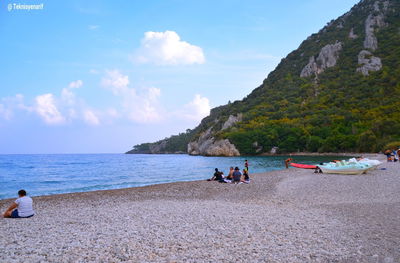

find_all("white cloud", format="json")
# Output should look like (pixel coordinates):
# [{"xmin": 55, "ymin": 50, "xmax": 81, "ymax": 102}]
[
  {"xmin": 101, "ymin": 70, "xmax": 130, "ymax": 95},
  {"xmin": 68, "ymin": 80, "xmax": 83, "ymax": 89},
  {"xmin": 62, "ymin": 80, "xmax": 83, "ymax": 116},
  {"xmin": 135, "ymin": 30, "xmax": 205, "ymax": 65},
  {"xmin": 83, "ymin": 109, "xmax": 100, "ymax": 125},
  {"xmin": 0, "ymin": 94, "xmax": 30, "ymax": 120},
  {"xmin": 181, "ymin": 94, "xmax": 211, "ymax": 121},
  {"xmin": 88, "ymin": 25, "xmax": 99, "ymax": 30},
  {"xmin": 101, "ymin": 69, "xmax": 163, "ymax": 123},
  {"xmin": 34, "ymin": 93, "xmax": 65, "ymax": 124},
  {"xmin": 2, "ymin": 76, "xmax": 212, "ymax": 128},
  {"xmin": 1, "ymin": 82, "xmax": 104, "ymax": 126},
  {"xmin": 67, "ymin": 108, "xmax": 78, "ymax": 119},
  {"xmin": 61, "ymin": 88, "xmax": 76, "ymax": 106},
  {"xmin": 0, "ymin": 103, "xmax": 12, "ymax": 120},
  {"xmin": 126, "ymin": 87, "xmax": 162, "ymax": 123},
  {"xmin": 106, "ymin": 108, "xmax": 119, "ymax": 118}
]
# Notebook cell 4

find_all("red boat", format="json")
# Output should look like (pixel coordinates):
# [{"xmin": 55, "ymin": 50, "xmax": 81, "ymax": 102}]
[{"xmin": 290, "ymin": 163, "xmax": 317, "ymax": 169}]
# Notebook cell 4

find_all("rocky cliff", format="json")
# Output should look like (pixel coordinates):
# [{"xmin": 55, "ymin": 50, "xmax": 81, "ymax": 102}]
[
  {"xmin": 127, "ymin": 0, "xmax": 400, "ymax": 156},
  {"xmin": 300, "ymin": 41, "xmax": 343, "ymax": 78},
  {"xmin": 187, "ymin": 114, "xmax": 242, "ymax": 156}
]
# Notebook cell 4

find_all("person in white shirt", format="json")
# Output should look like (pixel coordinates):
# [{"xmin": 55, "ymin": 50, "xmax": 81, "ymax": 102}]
[{"xmin": 3, "ymin": 189, "xmax": 35, "ymax": 218}]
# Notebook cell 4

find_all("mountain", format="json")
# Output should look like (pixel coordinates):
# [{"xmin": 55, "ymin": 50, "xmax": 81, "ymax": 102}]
[{"xmin": 127, "ymin": 0, "xmax": 400, "ymax": 156}]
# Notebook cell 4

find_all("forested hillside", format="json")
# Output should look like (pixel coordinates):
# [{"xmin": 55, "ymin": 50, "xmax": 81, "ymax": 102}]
[{"xmin": 127, "ymin": 0, "xmax": 400, "ymax": 155}]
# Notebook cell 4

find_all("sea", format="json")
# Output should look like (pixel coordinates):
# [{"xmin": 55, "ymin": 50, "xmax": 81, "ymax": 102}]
[{"xmin": 0, "ymin": 154, "xmax": 344, "ymax": 200}]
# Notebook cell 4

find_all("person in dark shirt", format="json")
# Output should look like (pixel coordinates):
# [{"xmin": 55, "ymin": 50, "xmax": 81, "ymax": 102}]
[
  {"xmin": 208, "ymin": 168, "xmax": 225, "ymax": 182},
  {"xmin": 232, "ymin": 167, "xmax": 242, "ymax": 184},
  {"xmin": 242, "ymin": 169, "xmax": 250, "ymax": 183},
  {"xmin": 244, "ymin": 160, "xmax": 249, "ymax": 171}
]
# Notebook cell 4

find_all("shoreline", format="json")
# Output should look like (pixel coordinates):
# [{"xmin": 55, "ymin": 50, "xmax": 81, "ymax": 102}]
[
  {"xmin": 0, "ymin": 152, "xmax": 383, "ymax": 202},
  {"xmin": 0, "ymin": 169, "xmax": 285, "ymax": 204}
]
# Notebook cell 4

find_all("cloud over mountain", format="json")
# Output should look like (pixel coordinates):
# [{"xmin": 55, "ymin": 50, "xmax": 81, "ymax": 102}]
[{"xmin": 135, "ymin": 31, "xmax": 205, "ymax": 65}]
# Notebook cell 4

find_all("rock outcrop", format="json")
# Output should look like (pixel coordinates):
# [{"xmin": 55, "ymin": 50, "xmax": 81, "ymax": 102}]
[
  {"xmin": 221, "ymin": 114, "xmax": 243, "ymax": 130},
  {"xmin": 252, "ymin": 141, "xmax": 263, "ymax": 153},
  {"xmin": 357, "ymin": 0, "xmax": 389, "ymax": 75},
  {"xmin": 363, "ymin": 13, "xmax": 385, "ymax": 51},
  {"xmin": 348, "ymin": 28, "xmax": 358, "ymax": 39},
  {"xmin": 187, "ymin": 113, "xmax": 242, "ymax": 156},
  {"xmin": 270, "ymin": 147, "xmax": 278, "ymax": 154},
  {"xmin": 356, "ymin": 50, "xmax": 382, "ymax": 76},
  {"xmin": 300, "ymin": 41, "xmax": 343, "ymax": 77},
  {"xmin": 187, "ymin": 127, "xmax": 240, "ymax": 156}
]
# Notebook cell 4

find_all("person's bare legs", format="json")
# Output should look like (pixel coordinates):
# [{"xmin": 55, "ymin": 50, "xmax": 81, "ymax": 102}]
[{"xmin": 3, "ymin": 210, "xmax": 12, "ymax": 218}]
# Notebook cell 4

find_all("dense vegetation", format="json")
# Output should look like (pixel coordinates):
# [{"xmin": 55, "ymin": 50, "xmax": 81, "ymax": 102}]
[
  {"xmin": 128, "ymin": 130, "xmax": 195, "ymax": 154},
  {"xmin": 128, "ymin": 0, "xmax": 400, "ymax": 155}
]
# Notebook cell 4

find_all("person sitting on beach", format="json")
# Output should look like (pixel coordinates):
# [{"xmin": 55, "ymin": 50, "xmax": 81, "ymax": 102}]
[
  {"xmin": 3, "ymin": 189, "xmax": 35, "ymax": 218},
  {"xmin": 225, "ymin": 167, "xmax": 234, "ymax": 181},
  {"xmin": 385, "ymin": 150, "xmax": 392, "ymax": 162},
  {"xmin": 232, "ymin": 167, "xmax": 242, "ymax": 184},
  {"xmin": 208, "ymin": 168, "xmax": 225, "ymax": 182},
  {"xmin": 242, "ymin": 169, "xmax": 250, "ymax": 183},
  {"xmin": 393, "ymin": 150, "xmax": 398, "ymax": 162}
]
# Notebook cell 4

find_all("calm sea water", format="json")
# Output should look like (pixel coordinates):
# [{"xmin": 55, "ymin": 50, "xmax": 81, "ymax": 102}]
[{"xmin": 0, "ymin": 154, "xmax": 344, "ymax": 200}]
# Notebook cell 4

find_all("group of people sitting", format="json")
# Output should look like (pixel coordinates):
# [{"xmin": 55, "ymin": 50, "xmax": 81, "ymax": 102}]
[{"xmin": 208, "ymin": 166, "xmax": 250, "ymax": 184}]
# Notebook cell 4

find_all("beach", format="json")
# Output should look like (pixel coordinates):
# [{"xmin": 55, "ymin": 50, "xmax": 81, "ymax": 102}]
[{"xmin": 1, "ymin": 154, "xmax": 399, "ymax": 262}]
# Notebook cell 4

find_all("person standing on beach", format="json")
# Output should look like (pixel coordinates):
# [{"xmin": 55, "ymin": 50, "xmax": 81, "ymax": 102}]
[
  {"xmin": 245, "ymin": 160, "xmax": 249, "ymax": 172},
  {"xmin": 285, "ymin": 158, "xmax": 293, "ymax": 169},
  {"xmin": 3, "ymin": 190, "xmax": 35, "ymax": 218}
]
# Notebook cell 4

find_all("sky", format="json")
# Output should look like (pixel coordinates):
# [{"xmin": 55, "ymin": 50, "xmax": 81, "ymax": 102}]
[{"xmin": 0, "ymin": 0, "xmax": 360, "ymax": 154}]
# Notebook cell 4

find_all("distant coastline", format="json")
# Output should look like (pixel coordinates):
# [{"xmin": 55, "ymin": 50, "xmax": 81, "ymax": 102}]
[{"xmin": 125, "ymin": 151, "xmax": 377, "ymax": 157}]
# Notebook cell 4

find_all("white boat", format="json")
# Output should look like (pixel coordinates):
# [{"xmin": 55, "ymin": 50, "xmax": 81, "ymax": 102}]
[
  {"xmin": 318, "ymin": 161, "xmax": 372, "ymax": 175},
  {"xmin": 348, "ymin": 158, "xmax": 382, "ymax": 169}
]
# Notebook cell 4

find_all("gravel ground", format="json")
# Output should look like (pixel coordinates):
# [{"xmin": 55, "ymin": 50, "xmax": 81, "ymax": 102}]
[{"xmin": 1, "ymin": 154, "xmax": 399, "ymax": 262}]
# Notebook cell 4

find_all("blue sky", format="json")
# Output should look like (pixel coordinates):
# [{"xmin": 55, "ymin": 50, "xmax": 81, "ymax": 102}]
[{"xmin": 0, "ymin": 0, "xmax": 359, "ymax": 153}]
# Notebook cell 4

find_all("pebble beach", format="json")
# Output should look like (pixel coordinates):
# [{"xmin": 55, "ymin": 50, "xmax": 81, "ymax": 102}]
[{"xmin": 1, "ymin": 154, "xmax": 399, "ymax": 262}]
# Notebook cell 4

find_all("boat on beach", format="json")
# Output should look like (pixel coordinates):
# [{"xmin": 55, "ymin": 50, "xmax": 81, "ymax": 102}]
[
  {"xmin": 290, "ymin": 163, "xmax": 317, "ymax": 169},
  {"xmin": 318, "ymin": 161, "xmax": 373, "ymax": 175},
  {"xmin": 348, "ymin": 158, "xmax": 382, "ymax": 170}
]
